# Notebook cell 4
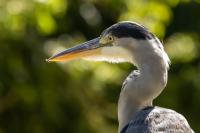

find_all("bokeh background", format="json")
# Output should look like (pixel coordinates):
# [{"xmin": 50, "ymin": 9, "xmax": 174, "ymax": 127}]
[{"xmin": 0, "ymin": 0, "xmax": 200, "ymax": 132}]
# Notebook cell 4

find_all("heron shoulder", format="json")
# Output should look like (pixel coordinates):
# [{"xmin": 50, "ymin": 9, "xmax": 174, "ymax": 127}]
[{"xmin": 122, "ymin": 106, "xmax": 194, "ymax": 133}]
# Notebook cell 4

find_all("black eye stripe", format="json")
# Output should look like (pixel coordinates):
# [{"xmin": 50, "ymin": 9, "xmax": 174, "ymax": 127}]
[{"xmin": 103, "ymin": 22, "xmax": 155, "ymax": 40}]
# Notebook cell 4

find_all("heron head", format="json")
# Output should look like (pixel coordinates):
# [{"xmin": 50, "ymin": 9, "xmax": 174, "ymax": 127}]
[{"xmin": 46, "ymin": 21, "xmax": 165, "ymax": 64}]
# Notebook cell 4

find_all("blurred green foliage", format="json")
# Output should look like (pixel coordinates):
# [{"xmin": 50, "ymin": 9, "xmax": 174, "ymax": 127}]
[{"xmin": 0, "ymin": 0, "xmax": 200, "ymax": 132}]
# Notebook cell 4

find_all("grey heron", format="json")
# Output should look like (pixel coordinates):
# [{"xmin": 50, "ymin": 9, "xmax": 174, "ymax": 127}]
[{"xmin": 47, "ymin": 21, "xmax": 194, "ymax": 133}]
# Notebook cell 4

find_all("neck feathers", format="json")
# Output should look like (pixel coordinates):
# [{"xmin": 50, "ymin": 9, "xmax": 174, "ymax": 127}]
[{"xmin": 118, "ymin": 38, "xmax": 170, "ymax": 131}]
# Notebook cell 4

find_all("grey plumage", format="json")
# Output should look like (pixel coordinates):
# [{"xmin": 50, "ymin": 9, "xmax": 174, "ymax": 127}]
[
  {"xmin": 123, "ymin": 106, "xmax": 194, "ymax": 133},
  {"xmin": 120, "ymin": 69, "xmax": 194, "ymax": 133},
  {"xmin": 122, "ymin": 70, "xmax": 140, "ymax": 90}
]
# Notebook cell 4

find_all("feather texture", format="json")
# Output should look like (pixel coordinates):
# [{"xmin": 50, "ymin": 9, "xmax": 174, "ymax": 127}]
[{"xmin": 122, "ymin": 106, "xmax": 194, "ymax": 133}]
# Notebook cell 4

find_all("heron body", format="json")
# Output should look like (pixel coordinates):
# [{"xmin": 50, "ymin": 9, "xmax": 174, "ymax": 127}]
[
  {"xmin": 47, "ymin": 21, "xmax": 194, "ymax": 133},
  {"xmin": 121, "ymin": 106, "xmax": 193, "ymax": 133}
]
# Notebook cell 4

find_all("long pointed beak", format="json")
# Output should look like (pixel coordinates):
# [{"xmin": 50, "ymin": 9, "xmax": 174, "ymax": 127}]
[{"xmin": 46, "ymin": 37, "xmax": 101, "ymax": 62}]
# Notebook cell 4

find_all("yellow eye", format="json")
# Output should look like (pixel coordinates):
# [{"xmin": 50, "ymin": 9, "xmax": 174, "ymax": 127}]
[
  {"xmin": 99, "ymin": 35, "xmax": 114, "ymax": 45},
  {"xmin": 108, "ymin": 35, "xmax": 113, "ymax": 41}
]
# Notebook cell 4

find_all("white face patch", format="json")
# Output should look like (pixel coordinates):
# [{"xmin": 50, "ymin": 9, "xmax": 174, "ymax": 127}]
[{"xmin": 84, "ymin": 46, "xmax": 133, "ymax": 63}]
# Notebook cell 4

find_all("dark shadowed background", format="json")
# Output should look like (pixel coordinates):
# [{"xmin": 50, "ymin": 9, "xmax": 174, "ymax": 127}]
[{"xmin": 0, "ymin": 0, "xmax": 200, "ymax": 132}]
